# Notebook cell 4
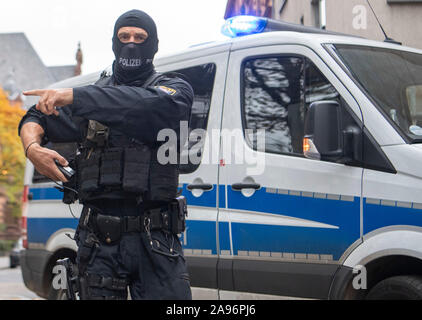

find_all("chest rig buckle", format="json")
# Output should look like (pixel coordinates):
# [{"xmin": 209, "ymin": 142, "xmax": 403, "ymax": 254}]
[{"xmin": 86, "ymin": 120, "xmax": 109, "ymax": 148}]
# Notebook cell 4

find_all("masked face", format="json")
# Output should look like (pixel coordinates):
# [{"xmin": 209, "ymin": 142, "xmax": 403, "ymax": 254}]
[
  {"xmin": 118, "ymin": 43, "xmax": 144, "ymax": 71},
  {"xmin": 116, "ymin": 38, "xmax": 148, "ymax": 73},
  {"xmin": 112, "ymin": 10, "xmax": 159, "ymax": 85}
]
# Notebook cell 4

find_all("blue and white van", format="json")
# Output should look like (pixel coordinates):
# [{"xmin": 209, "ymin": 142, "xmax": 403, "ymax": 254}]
[{"xmin": 20, "ymin": 16, "xmax": 422, "ymax": 300}]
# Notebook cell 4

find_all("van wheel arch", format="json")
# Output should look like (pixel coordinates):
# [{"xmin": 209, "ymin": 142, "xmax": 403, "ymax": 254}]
[{"xmin": 338, "ymin": 255, "xmax": 422, "ymax": 300}]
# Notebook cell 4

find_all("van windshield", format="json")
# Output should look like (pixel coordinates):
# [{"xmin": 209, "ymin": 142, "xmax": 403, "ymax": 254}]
[{"xmin": 332, "ymin": 44, "xmax": 422, "ymax": 143}]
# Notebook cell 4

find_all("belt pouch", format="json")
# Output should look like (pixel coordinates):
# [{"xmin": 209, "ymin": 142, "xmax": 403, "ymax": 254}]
[
  {"xmin": 79, "ymin": 153, "xmax": 101, "ymax": 193},
  {"xmin": 100, "ymin": 148, "xmax": 123, "ymax": 187},
  {"xmin": 148, "ymin": 158, "xmax": 179, "ymax": 202},
  {"xmin": 95, "ymin": 215, "xmax": 122, "ymax": 245},
  {"xmin": 122, "ymin": 146, "xmax": 151, "ymax": 193},
  {"xmin": 169, "ymin": 196, "xmax": 187, "ymax": 234}
]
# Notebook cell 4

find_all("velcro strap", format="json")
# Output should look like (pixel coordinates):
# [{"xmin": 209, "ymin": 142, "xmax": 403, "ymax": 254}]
[
  {"xmin": 147, "ymin": 208, "xmax": 171, "ymax": 231},
  {"xmin": 123, "ymin": 216, "xmax": 142, "ymax": 233},
  {"xmin": 87, "ymin": 274, "xmax": 128, "ymax": 291}
]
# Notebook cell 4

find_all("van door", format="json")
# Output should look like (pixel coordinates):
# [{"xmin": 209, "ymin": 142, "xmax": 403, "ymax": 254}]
[
  {"xmin": 158, "ymin": 50, "xmax": 229, "ymax": 298},
  {"xmin": 219, "ymin": 45, "xmax": 364, "ymax": 299}
]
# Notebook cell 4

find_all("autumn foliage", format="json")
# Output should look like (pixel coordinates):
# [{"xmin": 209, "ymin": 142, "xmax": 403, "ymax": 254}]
[{"xmin": 0, "ymin": 88, "xmax": 26, "ymax": 217}]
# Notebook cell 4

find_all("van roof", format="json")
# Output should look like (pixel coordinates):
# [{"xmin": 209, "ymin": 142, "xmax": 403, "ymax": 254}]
[
  {"xmin": 48, "ymin": 22, "xmax": 422, "ymax": 88},
  {"xmin": 155, "ymin": 30, "xmax": 422, "ymax": 66}
]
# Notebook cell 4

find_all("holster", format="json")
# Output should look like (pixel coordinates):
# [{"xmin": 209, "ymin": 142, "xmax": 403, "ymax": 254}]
[{"xmin": 56, "ymin": 258, "xmax": 79, "ymax": 300}]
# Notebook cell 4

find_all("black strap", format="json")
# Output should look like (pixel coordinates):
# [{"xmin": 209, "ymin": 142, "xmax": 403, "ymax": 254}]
[
  {"xmin": 123, "ymin": 216, "xmax": 143, "ymax": 233},
  {"xmin": 121, "ymin": 208, "xmax": 170, "ymax": 232},
  {"xmin": 142, "ymin": 71, "xmax": 165, "ymax": 88},
  {"xmin": 87, "ymin": 274, "xmax": 128, "ymax": 291},
  {"xmin": 147, "ymin": 208, "xmax": 170, "ymax": 231},
  {"xmin": 82, "ymin": 207, "xmax": 171, "ymax": 233}
]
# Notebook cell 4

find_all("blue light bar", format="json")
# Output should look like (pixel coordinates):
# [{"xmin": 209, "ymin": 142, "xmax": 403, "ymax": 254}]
[{"xmin": 221, "ymin": 16, "xmax": 268, "ymax": 38}]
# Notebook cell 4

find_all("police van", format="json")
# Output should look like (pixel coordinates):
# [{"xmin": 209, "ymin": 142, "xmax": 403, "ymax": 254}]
[{"xmin": 20, "ymin": 16, "xmax": 422, "ymax": 300}]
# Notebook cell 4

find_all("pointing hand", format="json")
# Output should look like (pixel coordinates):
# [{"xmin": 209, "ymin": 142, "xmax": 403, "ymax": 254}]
[{"xmin": 23, "ymin": 88, "xmax": 74, "ymax": 116}]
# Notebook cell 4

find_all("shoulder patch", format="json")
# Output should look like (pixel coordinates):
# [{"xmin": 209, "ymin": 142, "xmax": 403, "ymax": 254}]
[{"xmin": 155, "ymin": 85, "xmax": 177, "ymax": 96}]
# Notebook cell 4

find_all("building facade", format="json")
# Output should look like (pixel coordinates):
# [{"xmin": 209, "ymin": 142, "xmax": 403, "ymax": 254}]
[
  {"xmin": 0, "ymin": 33, "xmax": 82, "ymax": 108},
  {"xmin": 273, "ymin": 0, "xmax": 422, "ymax": 49},
  {"xmin": 274, "ymin": 0, "xmax": 324, "ymax": 28}
]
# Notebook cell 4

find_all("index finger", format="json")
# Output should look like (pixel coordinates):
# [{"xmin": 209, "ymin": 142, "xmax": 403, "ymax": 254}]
[{"xmin": 23, "ymin": 89, "xmax": 47, "ymax": 97}]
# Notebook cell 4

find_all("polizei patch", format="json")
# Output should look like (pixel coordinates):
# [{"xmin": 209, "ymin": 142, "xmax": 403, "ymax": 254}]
[
  {"xmin": 155, "ymin": 86, "xmax": 177, "ymax": 96},
  {"xmin": 119, "ymin": 58, "xmax": 142, "ymax": 67}
]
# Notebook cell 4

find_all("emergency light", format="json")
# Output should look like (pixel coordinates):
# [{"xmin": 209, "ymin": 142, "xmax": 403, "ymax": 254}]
[
  {"xmin": 221, "ymin": 15, "xmax": 355, "ymax": 39},
  {"xmin": 221, "ymin": 16, "xmax": 268, "ymax": 38}
]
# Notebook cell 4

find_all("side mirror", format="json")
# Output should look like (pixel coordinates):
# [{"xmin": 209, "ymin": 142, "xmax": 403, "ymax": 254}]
[{"xmin": 304, "ymin": 101, "xmax": 343, "ymax": 161}]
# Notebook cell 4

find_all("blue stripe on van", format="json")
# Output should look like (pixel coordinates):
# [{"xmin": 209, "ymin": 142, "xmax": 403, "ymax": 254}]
[
  {"xmin": 30, "ymin": 187, "xmax": 63, "ymax": 201},
  {"xmin": 182, "ymin": 220, "xmax": 217, "ymax": 254},
  {"xmin": 28, "ymin": 186, "xmax": 422, "ymax": 260},
  {"xmin": 28, "ymin": 217, "xmax": 218, "ymax": 254},
  {"xmin": 364, "ymin": 202, "xmax": 422, "ymax": 235},
  {"xmin": 227, "ymin": 187, "xmax": 360, "ymax": 260},
  {"xmin": 30, "ymin": 186, "xmax": 218, "ymax": 208},
  {"xmin": 27, "ymin": 218, "xmax": 79, "ymax": 244},
  {"xmin": 231, "ymin": 223, "xmax": 345, "ymax": 257}
]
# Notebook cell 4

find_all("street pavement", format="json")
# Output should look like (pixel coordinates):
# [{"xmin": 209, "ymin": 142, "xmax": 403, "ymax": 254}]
[{"xmin": 0, "ymin": 256, "xmax": 42, "ymax": 300}]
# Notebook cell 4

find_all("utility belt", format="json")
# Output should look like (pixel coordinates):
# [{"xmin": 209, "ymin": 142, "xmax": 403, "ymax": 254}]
[{"xmin": 79, "ymin": 196, "xmax": 188, "ymax": 245}]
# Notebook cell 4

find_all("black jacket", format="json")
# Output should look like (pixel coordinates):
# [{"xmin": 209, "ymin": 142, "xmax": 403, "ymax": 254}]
[
  {"xmin": 18, "ymin": 73, "xmax": 193, "ymax": 147},
  {"xmin": 19, "ymin": 72, "xmax": 193, "ymax": 205}
]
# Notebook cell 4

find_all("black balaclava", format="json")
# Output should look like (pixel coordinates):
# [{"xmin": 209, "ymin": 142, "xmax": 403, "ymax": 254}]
[{"xmin": 112, "ymin": 10, "xmax": 159, "ymax": 86}]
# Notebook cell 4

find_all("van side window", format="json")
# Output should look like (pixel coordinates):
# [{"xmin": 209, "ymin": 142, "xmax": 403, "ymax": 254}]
[
  {"xmin": 173, "ymin": 63, "xmax": 216, "ymax": 174},
  {"xmin": 242, "ymin": 55, "xmax": 340, "ymax": 157}
]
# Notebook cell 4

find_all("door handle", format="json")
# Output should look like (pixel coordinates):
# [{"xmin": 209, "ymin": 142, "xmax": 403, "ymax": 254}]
[
  {"xmin": 187, "ymin": 183, "xmax": 213, "ymax": 191},
  {"xmin": 231, "ymin": 183, "xmax": 261, "ymax": 191}
]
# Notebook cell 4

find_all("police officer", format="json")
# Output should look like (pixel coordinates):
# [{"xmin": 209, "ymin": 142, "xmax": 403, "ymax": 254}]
[{"xmin": 18, "ymin": 10, "xmax": 193, "ymax": 300}]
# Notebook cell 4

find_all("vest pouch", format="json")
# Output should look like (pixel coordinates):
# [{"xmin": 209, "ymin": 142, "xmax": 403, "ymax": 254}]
[
  {"xmin": 148, "ymin": 156, "xmax": 179, "ymax": 202},
  {"xmin": 122, "ymin": 146, "xmax": 151, "ymax": 193},
  {"xmin": 169, "ymin": 196, "xmax": 187, "ymax": 234},
  {"xmin": 79, "ymin": 153, "xmax": 101, "ymax": 193},
  {"xmin": 100, "ymin": 148, "xmax": 123, "ymax": 187}
]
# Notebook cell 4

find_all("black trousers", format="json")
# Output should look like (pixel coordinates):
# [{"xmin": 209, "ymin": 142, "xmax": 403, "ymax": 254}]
[{"xmin": 75, "ymin": 201, "xmax": 192, "ymax": 300}]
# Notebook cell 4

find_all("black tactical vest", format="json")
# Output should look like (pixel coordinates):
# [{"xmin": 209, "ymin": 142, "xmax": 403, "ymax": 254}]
[{"xmin": 74, "ymin": 72, "xmax": 179, "ymax": 204}]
